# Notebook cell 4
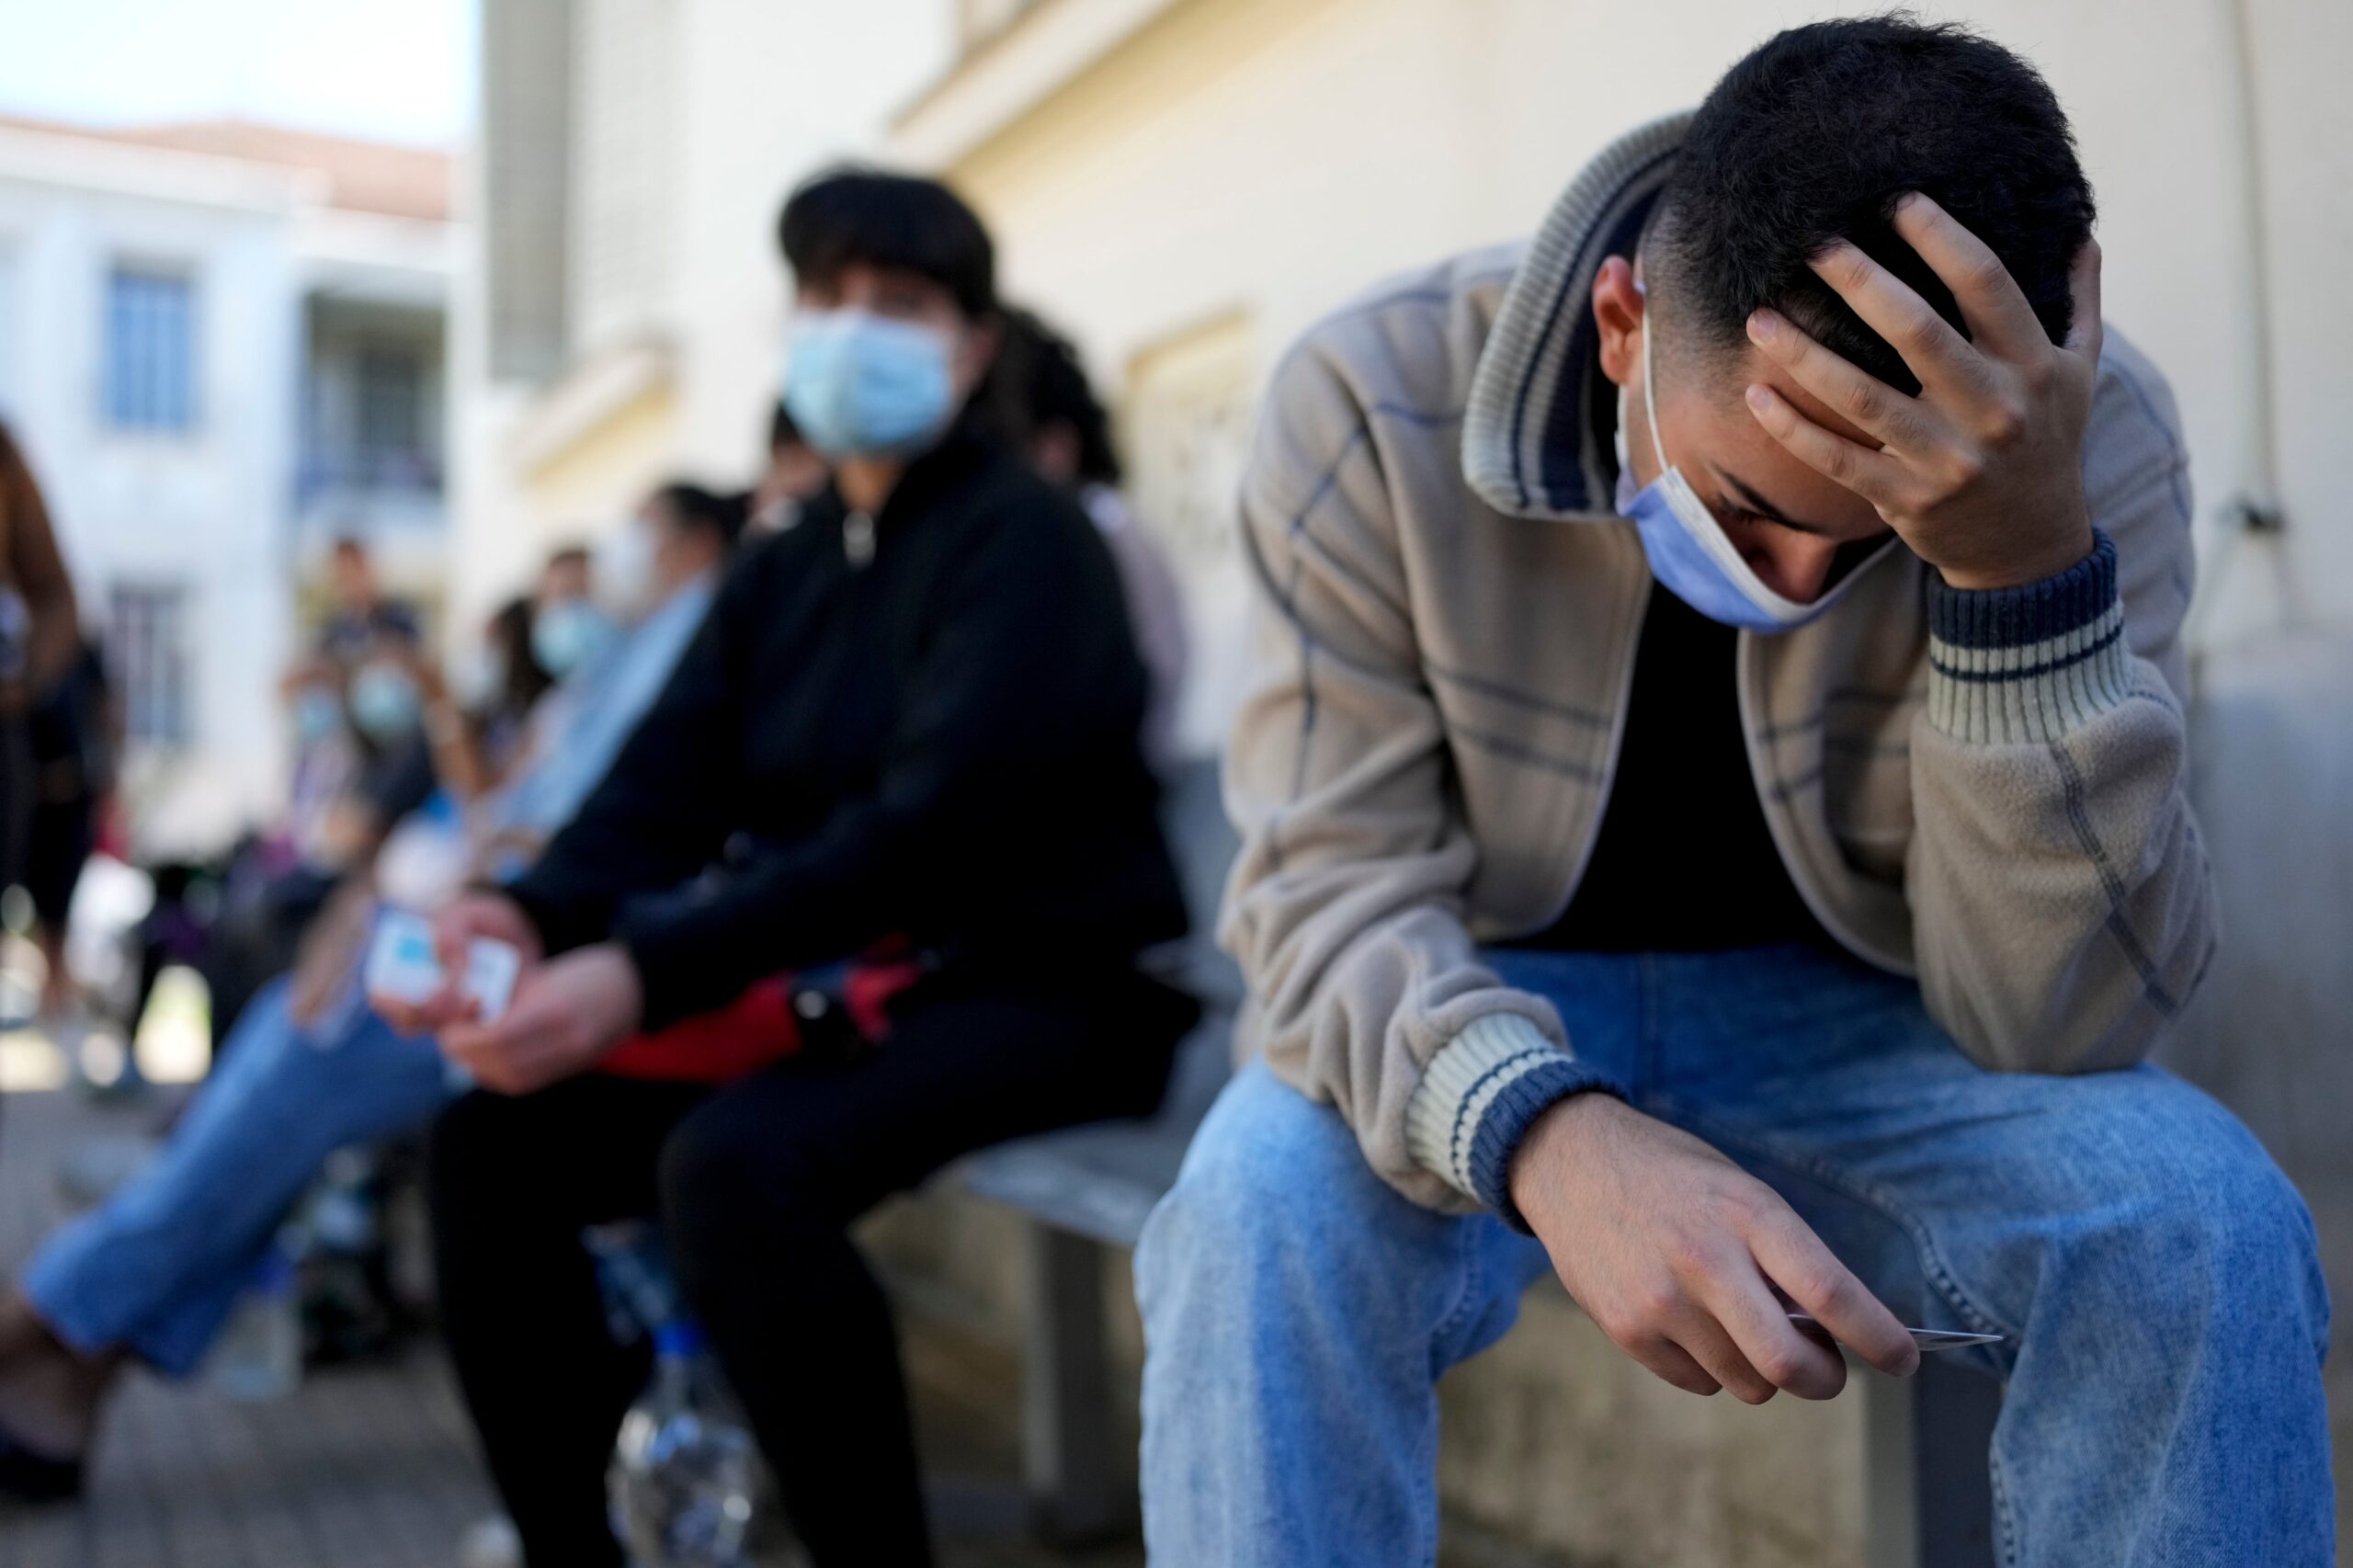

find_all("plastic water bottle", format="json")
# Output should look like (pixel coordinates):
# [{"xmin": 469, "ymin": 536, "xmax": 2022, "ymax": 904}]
[
  {"xmin": 211, "ymin": 1243, "xmax": 302, "ymax": 1401},
  {"xmin": 608, "ymin": 1319, "xmax": 758, "ymax": 1568}
]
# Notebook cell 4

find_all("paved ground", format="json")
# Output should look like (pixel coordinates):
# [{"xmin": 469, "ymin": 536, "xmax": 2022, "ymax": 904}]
[
  {"xmin": 0, "ymin": 1071, "xmax": 1165, "ymax": 1568},
  {"xmin": 0, "ymin": 1075, "xmax": 496, "ymax": 1568},
  {"xmin": 0, "ymin": 992, "xmax": 1601, "ymax": 1568},
  {"xmin": 0, "ymin": 1027, "xmax": 1569, "ymax": 1568}
]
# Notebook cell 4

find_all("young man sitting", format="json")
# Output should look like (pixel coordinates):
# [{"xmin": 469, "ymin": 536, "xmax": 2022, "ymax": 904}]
[
  {"xmin": 1134, "ymin": 19, "xmax": 2331, "ymax": 1566},
  {"xmin": 392, "ymin": 171, "xmax": 1195, "ymax": 1568}
]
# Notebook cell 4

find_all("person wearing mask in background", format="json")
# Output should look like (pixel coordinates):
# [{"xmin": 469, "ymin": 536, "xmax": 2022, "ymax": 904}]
[
  {"xmin": 1134, "ymin": 19, "xmax": 2330, "ymax": 1567},
  {"xmin": 0, "ymin": 484, "xmax": 757, "ymax": 1506},
  {"xmin": 748, "ymin": 402, "xmax": 830, "ymax": 534},
  {"xmin": 312, "ymin": 536, "xmax": 420, "ymax": 672},
  {"xmin": 279, "ymin": 657, "xmax": 359, "ymax": 869},
  {"xmin": 188, "ymin": 626, "xmax": 444, "ymax": 1042},
  {"xmin": 527, "ymin": 544, "xmax": 616, "ymax": 686},
  {"xmin": 988, "ymin": 306, "xmax": 1191, "ymax": 772},
  {"xmin": 392, "ymin": 589, "xmax": 558, "ymax": 812},
  {"xmin": 0, "ymin": 423, "xmax": 84, "ymax": 895},
  {"xmin": 389, "ymin": 169, "xmax": 1193, "ymax": 1568}
]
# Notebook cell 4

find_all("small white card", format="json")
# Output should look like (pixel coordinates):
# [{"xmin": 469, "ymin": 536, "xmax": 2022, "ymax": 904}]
[
  {"xmin": 366, "ymin": 910, "xmax": 444, "ymax": 1007},
  {"xmin": 1787, "ymin": 1312, "xmax": 2003, "ymax": 1353},
  {"xmin": 462, "ymin": 937, "xmax": 520, "ymax": 1023},
  {"xmin": 367, "ymin": 909, "xmax": 522, "ymax": 1024}
]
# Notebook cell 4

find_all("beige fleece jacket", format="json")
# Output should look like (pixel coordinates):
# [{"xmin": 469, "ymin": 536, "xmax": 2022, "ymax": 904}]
[{"xmin": 1221, "ymin": 114, "xmax": 2214, "ymax": 1217}]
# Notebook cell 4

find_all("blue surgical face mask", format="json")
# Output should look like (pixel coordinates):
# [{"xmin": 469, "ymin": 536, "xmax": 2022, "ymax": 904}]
[
  {"xmin": 779, "ymin": 309, "xmax": 958, "ymax": 459},
  {"xmin": 292, "ymin": 687, "xmax": 345, "ymax": 744},
  {"xmin": 531, "ymin": 597, "xmax": 616, "ymax": 680},
  {"xmin": 1614, "ymin": 314, "xmax": 1883, "ymax": 634},
  {"xmin": 347, "ymin": 662, "xmax": 421, "ymax": 742}
]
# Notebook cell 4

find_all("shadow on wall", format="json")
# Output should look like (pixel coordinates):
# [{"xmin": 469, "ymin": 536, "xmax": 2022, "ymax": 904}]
[{"xmin": 2169, "ymin": 625, "xmax": 2353, "ymax": 1547}]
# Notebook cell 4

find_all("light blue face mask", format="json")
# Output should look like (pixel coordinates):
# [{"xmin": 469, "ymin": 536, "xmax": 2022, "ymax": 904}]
[
  {"xmin": 531, "ymin": 597, "xmax": 616, "ymax": 680},
  {"xmin": 779, "ymin": 309, "xmax": 957, "ymax": 459},
  {"xmin": 1615, "ymin": 313, "xmax": 1884, "ymax": 634},
  {"xmin": 347, "ymin": 663, "xmax": 421, "ymax": 742},
  {"xmin": 292, "ymin": 687, "xmax": 345, "ymax": 744}
]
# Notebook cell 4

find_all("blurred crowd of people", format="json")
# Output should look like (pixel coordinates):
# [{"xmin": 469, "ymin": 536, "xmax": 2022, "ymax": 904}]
[{"xmin": 0, "ymin": 168, "xmax": 1195, "ymax": 1566}]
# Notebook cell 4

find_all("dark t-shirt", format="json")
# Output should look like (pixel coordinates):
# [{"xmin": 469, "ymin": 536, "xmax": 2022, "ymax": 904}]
[
  {"xmin": 318, "ymin": 600, "xmax": 422, "ymax": 665},
  {"xmin": 1506, "ymin": 581, "xmax": 1829, "ymax": 953}
]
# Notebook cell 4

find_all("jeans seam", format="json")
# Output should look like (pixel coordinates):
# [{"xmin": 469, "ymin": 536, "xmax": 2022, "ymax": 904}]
[
  {"xmin": 1419, "ymin": 1221, "xmax": 1483, "ymax": 1567},
  {"xmin": 1988, "ymin": 1440, "xmax": 2020, "ymax": 1568}
]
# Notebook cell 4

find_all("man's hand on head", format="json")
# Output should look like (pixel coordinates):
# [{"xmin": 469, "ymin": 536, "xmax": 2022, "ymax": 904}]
[
  {"xmin": 1739, "ymin": 192, "xmax": 2102, "ymax": 591},
  {"xmin": 1510, "ymin": 1093, "xmax": 1920, "ymax": 1402}
]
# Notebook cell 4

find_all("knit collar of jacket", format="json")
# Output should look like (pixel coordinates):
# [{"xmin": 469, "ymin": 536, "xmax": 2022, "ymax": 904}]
[{"xmin": 1461, "ymin": 111, "xmax": 1693, "ymax": 522}]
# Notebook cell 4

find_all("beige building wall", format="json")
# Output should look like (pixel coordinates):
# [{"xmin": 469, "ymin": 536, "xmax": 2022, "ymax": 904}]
[
  {"xmin": 898, "ymin": 0, "xmax": 2352, "ymax": 744},
  {"xmin": 450, "ymin": 0, "xmax": 949, "ymax": 635}
]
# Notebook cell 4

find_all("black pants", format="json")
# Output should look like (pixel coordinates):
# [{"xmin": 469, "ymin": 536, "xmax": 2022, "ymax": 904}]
[{"xmin": 427, "ymin": 965, "xmax": 1195, "ymax": 1568}]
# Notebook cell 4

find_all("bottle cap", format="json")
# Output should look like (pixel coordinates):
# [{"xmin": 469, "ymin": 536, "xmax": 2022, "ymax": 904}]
[{"xmin": 654, "ymin": 1318, "xmax": 705, "ymax": 1358}]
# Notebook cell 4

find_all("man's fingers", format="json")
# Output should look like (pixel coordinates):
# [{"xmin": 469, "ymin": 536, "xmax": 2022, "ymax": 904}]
[
  {"xmin": 1807, "ymin": 237, "xmax": 1978, "ymax": 395},
  {"xmin": 2063, "ymin": 235, "xmax": 2104, "ymax": 364},
  {"xmin": 1665, "ymin": 1306, "xmax": 1779, "ymax": 1406},
  {"xmin": 1889, "ymin": 191, "xmax": 2045, "ymax": 361},
  {"xmin": 1743, "ymin": 384, "xmax": 1908, "ymax": 508},
  {"xmin": 1745, "ymin": 311, "xmax": 1945, "ymax": 459},
  {"xmin": 1625, "ymin": 1334, "xmax": 1724, "ymax": 1398},
  {"xmin": 1704, "ymin": 1268, "xmax": 1847, "ymax": 1401},
  {"xmin": 1749, "ymin": 1213, "xmax": 1919, "ymax": 1378}
]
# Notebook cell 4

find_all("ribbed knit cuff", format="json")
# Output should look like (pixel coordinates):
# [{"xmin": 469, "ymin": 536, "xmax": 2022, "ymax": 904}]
[
  {"xmin": 1404, "ymin": 1013, "xmax": 1625, "ymax": 1233},
  {"xmin": 1927, "ymin": 530, "xmax": 2131, "ymax": 744}
]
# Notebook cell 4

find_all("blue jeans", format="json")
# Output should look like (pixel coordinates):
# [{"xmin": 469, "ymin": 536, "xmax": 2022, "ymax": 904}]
[
  {"xmin": 22, "ymin": 973, "xmax": 455, "ymax": 1376},
  {"xmin": 1136, "ymin": 946, "xmax": 2334, "ymax": 1567}
]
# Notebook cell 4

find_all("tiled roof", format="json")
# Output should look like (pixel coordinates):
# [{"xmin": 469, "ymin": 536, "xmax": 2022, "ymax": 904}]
[{"xmin": 0, "ymin": 113, "xmax": 452, "ymax": 221}]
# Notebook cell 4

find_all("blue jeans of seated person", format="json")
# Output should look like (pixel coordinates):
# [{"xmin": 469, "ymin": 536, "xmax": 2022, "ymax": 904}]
[
  {"xmin": 1135, "ymin": 945, "xmax": 2335, "ymax": 1568},
  {"xmin": 21, "ymin": 973, "xmax": 453, "ymax": 1376}
]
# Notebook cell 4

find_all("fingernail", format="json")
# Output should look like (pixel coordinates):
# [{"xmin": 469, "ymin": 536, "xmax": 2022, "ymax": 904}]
[
  {"xmin": 1896, "ymin": 190, "xmax": 1923, "ymax": 212},
  {"xmin": 1747, "ymin": 309, "xmax": 1779, "ymax": 342},
  {"xmin": 1745, "ymin": 384, "xmax": 1771, "ymax": 413}
]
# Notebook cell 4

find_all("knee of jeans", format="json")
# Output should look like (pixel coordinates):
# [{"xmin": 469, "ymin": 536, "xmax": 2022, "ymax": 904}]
[
  {"xmin": 1137, "ymin": 1066, "xmax": 1429, "ymax": 1327},
  {"xmin": 2066, "ymin": 1107, "xmax": 2325, "ymax": 1350}
]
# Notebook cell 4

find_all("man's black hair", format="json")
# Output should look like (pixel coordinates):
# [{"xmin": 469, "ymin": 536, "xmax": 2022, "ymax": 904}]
[
  {"xmin": 655, "ymin": 482, "xmax": 751, "ymax": 549},
  {"xmin": 1649, "ymin": 14, "xmax": 2095, "ymax": 396},
  {"xmin": 984, "ymin": 306, "xmax": 1123, "ymax": 488},
  {"xmin": 778, "ymin": 167, "xmax": 996, "ymax": 319}
]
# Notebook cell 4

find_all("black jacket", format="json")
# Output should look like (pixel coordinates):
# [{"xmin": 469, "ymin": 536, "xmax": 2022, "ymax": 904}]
[{"xmin": 509, "ymin": 430, "xmax": 1189, "ymax": 1029}]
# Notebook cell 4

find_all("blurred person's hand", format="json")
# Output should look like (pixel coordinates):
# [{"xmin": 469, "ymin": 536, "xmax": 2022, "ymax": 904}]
[
  {"xmin": 1740, "ymin": 193, "xmax": 2102, "ymax": 591},
  {"xmin": 395, "ymin": 643, "xmax": 451, "ymax": 702},
  {"xmin": 370, "ymin": 890, "xmax": 542, "ymax": 1035},
  {"xmin": 1511, "ymin": 1093, "xmax": 1919, "ymax": 1403},
  {"xmin": 440, "ymin": 942, "xmax": 641, "ymax": 1095},
  {"xmin": 288, "ymin": 881, "xmax": 378, "ymax": 1028}
]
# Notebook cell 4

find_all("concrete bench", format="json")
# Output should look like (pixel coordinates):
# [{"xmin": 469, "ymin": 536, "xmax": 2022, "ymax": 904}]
[{"xmin": 959, "ymin": 760, "xmax": 2003, "ymax": 1566}]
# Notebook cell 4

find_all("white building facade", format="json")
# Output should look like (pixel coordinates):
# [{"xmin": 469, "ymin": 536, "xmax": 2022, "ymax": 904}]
[{"xmin": 0, "ymin": 119, "xmax": 455, "ymax": 852}]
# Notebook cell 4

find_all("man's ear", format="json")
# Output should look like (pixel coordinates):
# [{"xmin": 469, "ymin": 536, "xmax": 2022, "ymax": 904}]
[{"xmin": 1592, "ymin": 256, "xmax": 1645, "ymax": 389}]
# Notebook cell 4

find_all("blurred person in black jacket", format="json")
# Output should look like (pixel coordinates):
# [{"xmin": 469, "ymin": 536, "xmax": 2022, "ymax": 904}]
[{"xmin": 389, "ymin": 169, "xmax": 1193, "ymax": 1568}]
